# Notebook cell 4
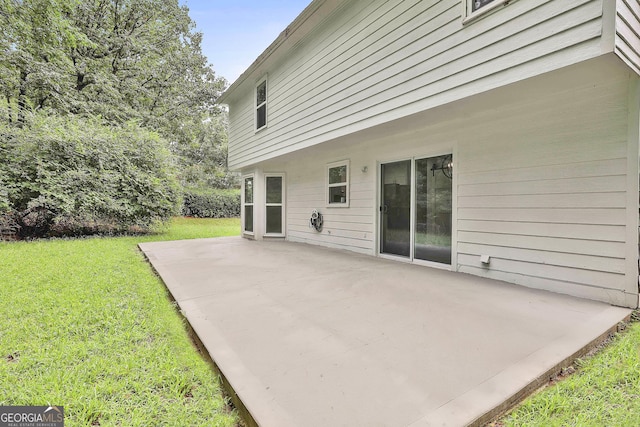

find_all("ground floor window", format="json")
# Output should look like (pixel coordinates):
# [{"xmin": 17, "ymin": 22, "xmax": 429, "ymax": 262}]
[
  {"xmin": 327, "ymin": 160, "xmax": 349, "ymax": 207},
  {"xmin": 265, "ymin": 174, "xmax": 285, "ymax": 235},
  {"xmin": 243, "ymin": 175, "xmax": 254, "ymax": 234}
]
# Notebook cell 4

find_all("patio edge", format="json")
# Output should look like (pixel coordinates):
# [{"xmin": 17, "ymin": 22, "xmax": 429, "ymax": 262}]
[
  {"xmin": 138, "ymin": 243, "xmax": 258, "ymax": 427},
  {"xmin": 474, "ymin": 310, "xmax": 633, "ymax": 426}
]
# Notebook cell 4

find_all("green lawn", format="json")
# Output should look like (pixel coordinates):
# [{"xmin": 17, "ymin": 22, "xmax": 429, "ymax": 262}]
[
  {"xmin": 3, "ymin": 217, "xmax": 639, "ymax": 426},
  {"xmin": 499, "ymin": 318, "xmax": 640, "ymax": 426},
  {"xmin": 0, "ymin": 217, "xmax": 241, "ymax": 427}
]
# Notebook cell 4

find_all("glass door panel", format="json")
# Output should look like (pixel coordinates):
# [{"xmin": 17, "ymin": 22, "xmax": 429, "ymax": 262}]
[
  {"xmin": 266, "ymin": 206, "xmax": 282, "ymax": 234},
  {"xmin": 414, "ymin": 155, "xmax": 452, "ymax": 264},
  {"xmin": 381, "ymin": 160, "xmax": 411, "ymax": 257},
  {"xmin": 265, "ymin": 176, "xmax": 283, "ymax": 235}
]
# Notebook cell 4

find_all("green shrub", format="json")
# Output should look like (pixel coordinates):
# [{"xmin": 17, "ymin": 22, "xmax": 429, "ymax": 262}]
[
  {"xmin": 0, "ymin": 113, "xmax": 181, "ymax": 238},
  {"xmin": 182, "ymin": 188, "xmax": 240, "ymax": 218}
]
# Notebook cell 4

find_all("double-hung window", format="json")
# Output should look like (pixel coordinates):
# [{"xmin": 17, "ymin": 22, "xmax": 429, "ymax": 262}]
[
  {"xmin": 256, "ymin": 79, "xmax": 267, "ymax": 130},
  {"xmin": 327, "ymin": 160, "xmax": 349, "ymax": 207}
]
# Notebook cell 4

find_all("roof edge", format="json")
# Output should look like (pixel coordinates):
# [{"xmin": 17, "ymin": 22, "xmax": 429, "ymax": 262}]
[{"xmin": 218, "ymin": 0, "xmax": 328, "ymax": 104}]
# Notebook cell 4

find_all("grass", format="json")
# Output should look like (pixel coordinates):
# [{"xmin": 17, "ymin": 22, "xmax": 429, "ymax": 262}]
[
  {"xmin": 414, "ymin": 231, "xmax": 451, "ymax": 247},
  {"xmin": 4, "ymin": 216, "xmax": 638, "ymax": 426},
  {"xmin": 498, "ymin": 318, "xmax": 640, "ymax": 426},
  {"xmin": 0, "ymin": 217, "xmax": 241, "ymax": 427},
  {"xmin": 384, "ymin": 229, "xmax": 452, "ymax": 247}
]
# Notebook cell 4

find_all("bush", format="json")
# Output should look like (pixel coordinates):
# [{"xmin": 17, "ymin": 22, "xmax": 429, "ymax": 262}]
[
  {"xmin": 0, "ymin": 112, "xmax": 181, "ymax": 238},
  {"xmin": 182, "ymin": 188, "xmax": 240, "ymax": 218}
]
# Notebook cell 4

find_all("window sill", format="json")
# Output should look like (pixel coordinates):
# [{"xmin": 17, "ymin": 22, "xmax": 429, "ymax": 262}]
[{"xmin": 326, "ymin": 204, "xmax": 350, "ymax": 208}]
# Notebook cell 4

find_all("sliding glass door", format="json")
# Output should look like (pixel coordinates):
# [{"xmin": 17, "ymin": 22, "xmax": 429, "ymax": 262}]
[
  {"xmin": 380, "ymin": 160, "xmax": 411, "ymax": 257},
  {"xmin": 380, "ymin": 154, "xmax": 452, "ymax": 265},
  {"xmin": 414, "ymin": 156, "xmax": 452, "ymax": 264}
]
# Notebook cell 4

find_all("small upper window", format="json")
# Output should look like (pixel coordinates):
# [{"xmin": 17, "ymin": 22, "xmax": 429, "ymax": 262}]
[
  {"xmin": 472, "ymin": 0, "xmax": 495, "ymax": 12},
  {"xmin": 464, "ymin": 0, "xmax": 512, "ymax": 23},
  {"xmin": 256, "ymin": 79, "xmax": 267, "ymax": 130},
  {"xmin": 327, "ymin": 160, "xmax": 349, "ymax": 207}
]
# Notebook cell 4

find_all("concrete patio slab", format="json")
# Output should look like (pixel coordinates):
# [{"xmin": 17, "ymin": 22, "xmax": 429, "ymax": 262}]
[{"xmin": 139, "ymin": 237, "xmax": 632, "ymax": 427}]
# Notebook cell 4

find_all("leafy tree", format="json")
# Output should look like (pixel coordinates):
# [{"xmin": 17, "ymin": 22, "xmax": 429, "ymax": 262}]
[
  {"xmin": 170, "ymin": 113, "xmax": 238, "ymax": 190},
  {"xmin": 1, "ymin": 0, "xmax": 226, "ymax": 122},
  {"xmin": 0, "ymin": 0, "xmax": 86, "ymax": 124},
  {"xmin": 0, "ymin": 0, "xmax": 236, "ymax": 236},
  {"xmin": 65, "ymin": 0, "xmax": 226, "ymax": 124}
]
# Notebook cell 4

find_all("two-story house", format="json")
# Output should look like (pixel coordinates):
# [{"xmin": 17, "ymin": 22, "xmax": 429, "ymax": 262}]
[{"xmin": 218, "ymin": 0, "xmax": 640, "ymax": 309}]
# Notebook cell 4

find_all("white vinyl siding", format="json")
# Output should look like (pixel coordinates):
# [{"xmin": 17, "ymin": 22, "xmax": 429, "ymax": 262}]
[
  {"xmin": 454, "ymin": 69, "xmax": 633, "ymax": 306},
  {"xmin": 615, "ymin": 0, "xmax": 640, "ymax": 74},
  {"xmin": 253, "ymin": 58, "xmax": 637, "ymax": 306},
  {"xmin": 228, "ymin": 0, "xmax": 606, "ymax": 169},
  {"xmin": 287, "ymin": 168, "xmax": 375, "ymax": 254}
]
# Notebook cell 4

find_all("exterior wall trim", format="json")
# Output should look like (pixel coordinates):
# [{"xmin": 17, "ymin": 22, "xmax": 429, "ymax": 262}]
[{"xmin": 624, "ymin": 72, "xmax": 640, "ymax": 302}]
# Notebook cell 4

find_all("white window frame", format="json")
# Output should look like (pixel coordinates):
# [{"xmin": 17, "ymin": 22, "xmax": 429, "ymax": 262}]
[
  {"xmin": 462, "ymin": 0, "xmax": 514, "ymax": 24},
  {"xmin": 264, "ymin": 173, "xmax": 286, "ymax": 237},
  {"xmin": 326, "ymin": 160, "xmax": 350, "ymax": 208},
  {"xmin": 242, "ymin": 174, "xmax": 255, "ymax": 235},
  {"xmin": 255, "ymin": 77, "xmax": 267, "ymax": 132}
]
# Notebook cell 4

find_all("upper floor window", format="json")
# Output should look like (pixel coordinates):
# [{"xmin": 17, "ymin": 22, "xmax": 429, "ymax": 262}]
[
  {"xmin": 256, "ymin": 79, "xmax": 267, "ymax": 130},
  {"xmin": 472, "ymin": 0, "xmax": 495, "ymax": 12},
  {"xmin": 464, "ymin": 0, "xmax": 512, "ymax": 23}
]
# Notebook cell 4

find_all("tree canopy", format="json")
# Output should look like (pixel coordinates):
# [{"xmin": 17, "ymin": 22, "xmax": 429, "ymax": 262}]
[
  {"xmin": 0, "ymin": 0, "xmax": 235, "ymax": 238},
  {"xmin": 1, "ymin": 0, "xmax": 226, "ymax": 124}
]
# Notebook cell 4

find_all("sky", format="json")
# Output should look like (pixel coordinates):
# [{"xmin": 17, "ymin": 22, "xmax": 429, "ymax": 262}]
[{"xmin": 180, "ymin": 0, "xmax": 311, "ymax": 85}]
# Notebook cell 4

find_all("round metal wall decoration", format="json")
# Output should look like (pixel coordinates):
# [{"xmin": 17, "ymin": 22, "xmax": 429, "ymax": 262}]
[{"xmin": 309, "ymin": 209, "xmax": 323, "ymax": 232}]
